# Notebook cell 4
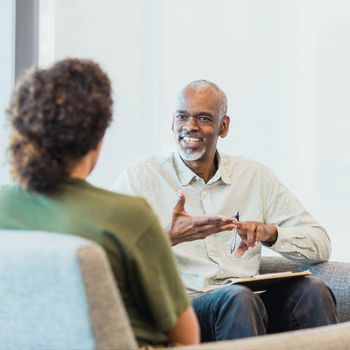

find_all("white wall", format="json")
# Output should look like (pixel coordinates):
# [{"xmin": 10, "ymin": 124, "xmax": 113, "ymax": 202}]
[
  {"xmin": 34, "ymin": 0, "xmax": 350, "ymax": 262},
  {"xmin": 0, "ymin": 0, "xmax": 15, "ymax": 185},
  {"xmin": 39, "ymin": 0, "xmax": 163, "ymax": 187}
]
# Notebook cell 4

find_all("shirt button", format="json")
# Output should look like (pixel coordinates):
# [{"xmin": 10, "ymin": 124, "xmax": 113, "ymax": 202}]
[{"xmin": 209, "ymin": 251, "xmax": 215, "ymax": 256}]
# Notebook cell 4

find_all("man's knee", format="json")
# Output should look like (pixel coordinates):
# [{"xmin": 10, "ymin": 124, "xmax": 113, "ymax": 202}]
[
  {"xmin": 295, "ymin": 277, "xmax": 336, "ymax": 303},
  {"xmin": 214, "ymin": 285, "xmax": 268, "ymax": 333},
  {"xmin": 217, "ymin": 285, "xmax": 254, "ymax": 301},
  {"xmin": 284, "ymin": 276, "xmax": 338, "ymax": 327},
  {"xmin": 214, "ymin": 285, "xmax": 264, "ymax": 312}
]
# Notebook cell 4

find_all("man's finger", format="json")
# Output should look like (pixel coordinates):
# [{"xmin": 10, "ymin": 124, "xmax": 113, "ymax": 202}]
[
  {"xmin": 193, "ymin": 215, "xmax": 235, "ymax": 227},
  {"xmin": 256, "ymin": 224, "xmax": 263, "ymax": 243},
  {"xmin": 173, "ymin": 190, "xmax": 186, "ymax": 213},
  {"xmin": 247, "ymin": 223, "xmax": 257, "ymax": 246},
  {"xmin": 184, "ymin": 224, "xmax": 236, "ymax": 241},
  {"xmin": 236, "ymin": 222, "xmax": 258, "ymax": 245},
  {"xmin": 234, "ymin": 240, "xmax": 249, "ymax": 258},
  {"xmin": 194, "ymin": 223, "xmax": 236, "ymax": 235},
  {"xmin": 192, "ymin": 216, "xmax": 223, "ymax": 226},
  {"xmin": 236, "ymin": 222, "xmax": 247, "ymax": 240},
  {"xmin": 235, "ymin": 221, "xmax": 245, "ymax": 231}
]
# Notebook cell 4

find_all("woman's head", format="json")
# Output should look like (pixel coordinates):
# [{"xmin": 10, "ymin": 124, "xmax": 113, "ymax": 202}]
[{"xmin": 7, "ymin": 58, "xmax": 113, "ymax": 193}]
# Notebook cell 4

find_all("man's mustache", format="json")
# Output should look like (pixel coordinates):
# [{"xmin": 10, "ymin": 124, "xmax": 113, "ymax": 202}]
[{"xmin": 179, "ymin": 131, "xmax": 204, "ymax": 141}]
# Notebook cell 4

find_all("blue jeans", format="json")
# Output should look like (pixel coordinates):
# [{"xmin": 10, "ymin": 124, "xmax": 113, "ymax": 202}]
[{"xmin": 192, "ymin": 277, "xmax": 338, "ymax": 342}]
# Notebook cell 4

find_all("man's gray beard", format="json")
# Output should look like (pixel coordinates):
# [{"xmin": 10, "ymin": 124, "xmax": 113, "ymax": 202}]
[{"xmin": 176, "ymin": 143, "xmax": 206, "ymax": 161}]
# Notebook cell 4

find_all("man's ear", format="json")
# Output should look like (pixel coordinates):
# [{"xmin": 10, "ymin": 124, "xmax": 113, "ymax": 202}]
[{"xmin": 219, "ymin": 115, "xmax": 230, "ymax": 138}]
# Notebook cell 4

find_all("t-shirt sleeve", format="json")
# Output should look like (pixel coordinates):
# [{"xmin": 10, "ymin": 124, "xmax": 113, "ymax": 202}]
[{"xmin": 130, "ymin": 209, "xmax": 190, "ymax": 333}]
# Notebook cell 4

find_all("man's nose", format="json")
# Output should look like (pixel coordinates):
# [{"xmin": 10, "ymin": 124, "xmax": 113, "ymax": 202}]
[{"xmin": 184, "ymin": 116, "xmax": 199, "ymax": 131}]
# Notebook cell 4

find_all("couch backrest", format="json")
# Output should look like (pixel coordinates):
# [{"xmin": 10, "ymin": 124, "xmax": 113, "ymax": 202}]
[{"xmin": 0, "ymin": 230, "xmax": 138, "ymax": 350}]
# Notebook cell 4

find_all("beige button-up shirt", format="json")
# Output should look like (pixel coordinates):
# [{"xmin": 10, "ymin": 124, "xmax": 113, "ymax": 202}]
[{"xmin": 113, "ymin": 152, "xmax": 331, "ymax": 294}]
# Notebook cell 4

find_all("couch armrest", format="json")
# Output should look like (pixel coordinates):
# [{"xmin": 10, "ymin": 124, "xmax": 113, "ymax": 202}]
[
  {"xmin": 260, "ymin": 257, "xmax": 350, "ymax": 323},
  {"xmin": 170, "ymin": 322, "xmax": 350, "ymax": 350}
]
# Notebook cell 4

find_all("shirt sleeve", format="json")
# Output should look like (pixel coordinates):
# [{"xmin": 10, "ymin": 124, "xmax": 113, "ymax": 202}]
[
  {"xmin": 263, "ymin": 167, "xmax": 331, "ymax": 263},
  {"xmin": 129, "ymin": 208, "xmax": 190, "ymax": 333}
]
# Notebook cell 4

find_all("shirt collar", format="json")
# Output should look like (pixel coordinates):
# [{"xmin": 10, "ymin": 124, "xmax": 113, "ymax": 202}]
[
  {"xmin": 173, "ymin": 151, "xmax": 197, "ymax": 185},
  {"xmin": 173, "ymin": 151, "xmax": 232, "ymax": 186}
]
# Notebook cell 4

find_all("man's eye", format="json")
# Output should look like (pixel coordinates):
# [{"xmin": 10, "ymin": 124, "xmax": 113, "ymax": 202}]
[
  {"xmin": 176, "ymin": 115, "xmax": 187, "ymax": 120},
  {"xmin": 199, "ymin": 116, "xmax": 210, "ymax": 122}
]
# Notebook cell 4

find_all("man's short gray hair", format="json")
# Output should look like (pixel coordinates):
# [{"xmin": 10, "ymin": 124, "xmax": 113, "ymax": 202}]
[{"xmin": 180, "ymin": 80, "xmax": 228, "ymax": 116}]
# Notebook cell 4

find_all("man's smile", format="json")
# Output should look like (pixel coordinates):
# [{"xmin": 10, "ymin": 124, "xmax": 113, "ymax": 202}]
[
  {"xmin": 182, "ymin": 136, "xmax": 202, "ymax": 143},
  {"xmin": 179, "ymin": 134, "xmax": 205, "ymax": 150}
]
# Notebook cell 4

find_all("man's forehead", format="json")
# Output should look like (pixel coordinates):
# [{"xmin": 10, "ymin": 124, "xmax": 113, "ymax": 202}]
[
  {"xmin": 182, "ymin": 85, "xmax": 219, "ymax": 99},
  {"xmin": 175, "ymin": 86, "xmax": 221, "ymax": 112}
]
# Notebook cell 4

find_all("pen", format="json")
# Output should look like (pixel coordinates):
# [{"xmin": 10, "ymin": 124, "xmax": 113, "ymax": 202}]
[{"xmin": 230, "ymin": 210, "xmax": 240, "ymax": 254}]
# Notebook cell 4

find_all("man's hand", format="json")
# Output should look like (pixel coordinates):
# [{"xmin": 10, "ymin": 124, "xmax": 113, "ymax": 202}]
[
  {"xmin": 234, "ymin": 221, "xmax": 278, "ymax": 257},
  {"xmin": 167, "ymin": 191, "xmax": 236, "ymax": 246}
]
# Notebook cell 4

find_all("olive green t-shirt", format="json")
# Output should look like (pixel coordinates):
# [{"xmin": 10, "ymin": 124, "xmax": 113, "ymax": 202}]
[{"xmin": 0, "ymin": 178, "xmax": 190, "ymax": 346}]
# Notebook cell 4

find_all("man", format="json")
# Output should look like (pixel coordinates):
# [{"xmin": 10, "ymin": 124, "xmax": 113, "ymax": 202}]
[{"xmin": 113, "ymin": 80, "xmax": 338, "ymax": 341}]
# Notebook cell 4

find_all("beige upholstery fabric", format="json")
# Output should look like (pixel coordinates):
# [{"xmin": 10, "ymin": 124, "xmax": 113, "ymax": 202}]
[
  {"xmin": 78, "ymin": 243, "xmax": 138, "ymax": 350},
  {"xmin": 171, "ymin": 322, "xmax": 350, "ymax": 350}
]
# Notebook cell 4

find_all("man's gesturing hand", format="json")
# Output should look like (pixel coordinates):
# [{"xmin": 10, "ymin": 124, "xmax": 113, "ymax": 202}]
[
  {"xmin": 167, "ymin": 191, "xmax": 236, "ymax": 246},
  {"xmin": 234, "ymin": 221, "xmax": 278, "ymax": 258}
]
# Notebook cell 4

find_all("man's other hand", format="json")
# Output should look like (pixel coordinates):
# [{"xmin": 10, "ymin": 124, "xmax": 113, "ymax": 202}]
[
  {"xmin": 234, "ymin": 221, "xmax": 278, "ymax": 257},
  {"xmin": 167, "ymin": 191, "xmax": 236, "ymax": 246}
]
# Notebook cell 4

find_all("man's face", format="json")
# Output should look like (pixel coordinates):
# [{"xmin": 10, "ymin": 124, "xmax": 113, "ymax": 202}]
[{"xmin": 172, "ymin": 87, "xmax": 229, "ymax": 162}]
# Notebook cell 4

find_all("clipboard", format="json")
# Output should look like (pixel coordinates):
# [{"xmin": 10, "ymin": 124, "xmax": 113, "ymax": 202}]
[{"xmin": 234, "ymin": 270, "xmax": 311, "ymax": 291}]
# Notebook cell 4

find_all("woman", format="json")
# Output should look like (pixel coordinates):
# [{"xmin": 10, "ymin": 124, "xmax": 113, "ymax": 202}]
[{"xmin": 0, "ymin": 58, "xmax": 199, "ymax": 347}]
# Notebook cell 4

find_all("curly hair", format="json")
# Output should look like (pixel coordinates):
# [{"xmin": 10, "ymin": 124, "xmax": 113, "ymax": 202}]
[{"xmin": 7, "ymin": 58, "xmax": 113, "ymax": 193}]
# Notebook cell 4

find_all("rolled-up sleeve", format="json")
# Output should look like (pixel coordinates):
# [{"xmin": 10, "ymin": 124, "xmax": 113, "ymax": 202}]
[{"xmin": 264, "ymin": 169, "xmax": 331, "ymax": 263}]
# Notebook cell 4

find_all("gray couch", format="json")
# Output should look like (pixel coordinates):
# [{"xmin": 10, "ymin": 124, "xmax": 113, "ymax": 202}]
[
  {"xmin": 259, "ymin": 256, "xmax": 350, "ymax": 323},
  {"xmin": 1, "ymin": 231, "xmax": 349, "ymax": 350}
]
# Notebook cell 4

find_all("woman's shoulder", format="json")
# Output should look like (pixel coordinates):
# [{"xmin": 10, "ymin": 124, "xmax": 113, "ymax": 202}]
[
  {"xmin": 84, "ymin": 183, "xmax": 159, "ymax": 236},
  {"xmin": 0, "ymin": 184, "xmax": 27, "ymax": 203}
]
